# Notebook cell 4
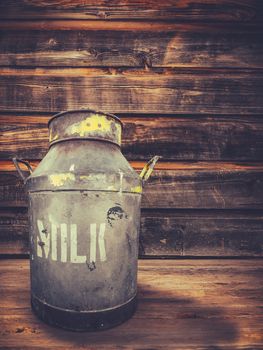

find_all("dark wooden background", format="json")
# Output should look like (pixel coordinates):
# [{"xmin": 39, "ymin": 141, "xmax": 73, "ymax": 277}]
[{"xmin": 0, "ymin": 0, "xmax": 263, "ymax": 257}]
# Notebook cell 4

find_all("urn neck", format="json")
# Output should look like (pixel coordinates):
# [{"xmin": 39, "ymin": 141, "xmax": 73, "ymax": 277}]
[{"xmin": 48, "ymin": 110, "xmax": 122, "ymax": 147}]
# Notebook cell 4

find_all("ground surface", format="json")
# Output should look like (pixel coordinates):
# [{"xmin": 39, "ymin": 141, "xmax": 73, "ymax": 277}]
[{"xmin": 1, "ymin": 259, "xmax": 263, "ymax": 349}]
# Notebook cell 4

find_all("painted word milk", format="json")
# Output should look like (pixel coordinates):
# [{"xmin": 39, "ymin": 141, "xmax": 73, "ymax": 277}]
[{"xmin": 36, "ymin": 220, "xmax": 107, "ymax": 263}]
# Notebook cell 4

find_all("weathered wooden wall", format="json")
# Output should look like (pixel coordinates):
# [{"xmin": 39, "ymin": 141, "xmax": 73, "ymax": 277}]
[{"xmin": 0, "ymin": 0, "xmax": 263, "ymax": 257}]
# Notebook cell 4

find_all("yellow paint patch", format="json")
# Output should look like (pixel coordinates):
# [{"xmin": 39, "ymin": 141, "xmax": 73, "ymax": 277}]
[
  {"xmin": 79, "ymin": 175, "xmax": 92, "ymax": 181},
  {"xmin": 49, "ymin": 173, "xmax": 75, "ymax": 187},
  {"xmin": 117, "ymin": 129, "xmax": 121, "ymax": 145},
  {"xmin": 130, "ymin": 185, "xmax": 142, "ymax": 194},
  {"xmin": 52, "ymin": 134, "xmax": 59, "ymax": 142},
  {"xmin": 69, "ymin": 114, "xmax": 110, "ymax": 136},
  {"xmin": 107, "ymin": 185, "xmax": 117, "ymax": 191},
  {"xmin": 49, "ymin": 129, "xmax": 59, "ymax": 142},
  {"xmin": 67, "ymin": 114, "xmax": 121, "ymax": 144}
]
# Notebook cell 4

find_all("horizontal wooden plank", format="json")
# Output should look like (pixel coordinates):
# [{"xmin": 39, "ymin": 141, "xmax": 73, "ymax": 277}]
[
  {"xmin": 0, "ymin": 209, "xmax": 29, "ymax": 255},
  {"xmin": 2, "ymin": 21, "xmax": 254, "ymax": 32},
  {"xmin": 1, "ymin": 208, "xmax": 263, "ymax": 257},
  {"xmin": 0, "ymin": 69, "xmax": 262, "ymax": 114},
  {"xmin": 0, "ymin": 259, "xmax": 263, "ymax": 349},
  {"xmin": 1, "ymin": 26, "xmax": 262, "ymax": 68},
  {"xmin": 1, "ymin": 160, "xmax": 262, "ymax": 172},
  {"xmin": 140, "ymin": 210, "xmax": 263, "ymax": 256},
  {"xmin": 1, "ymin": 163, "xmax": 263, "ymax": 209},
  {"xmin": 0, "ymin": 0, "xmax": 262, "ymax": 22},
  {"xmin": 1, "ymin": 114, "xmax": 263, "ymax": 161}
]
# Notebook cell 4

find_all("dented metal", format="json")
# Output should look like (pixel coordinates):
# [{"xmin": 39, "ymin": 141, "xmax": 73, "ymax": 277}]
[{"xmin": 13, "ymin": 109, "xmax": 158, "ymax": 331}]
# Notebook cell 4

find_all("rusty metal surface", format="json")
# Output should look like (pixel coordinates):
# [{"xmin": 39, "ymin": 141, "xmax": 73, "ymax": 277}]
[
  {"xmin": 24, "ymin": 110, "xmax": 143, "ymax": 330},
  {"xmin": 29, "ymin": 191, "xmax": 140, "ymax": 308},
  {"xmin": 27, "ymin": 141, "xmax": 141, "ymax": 193}
]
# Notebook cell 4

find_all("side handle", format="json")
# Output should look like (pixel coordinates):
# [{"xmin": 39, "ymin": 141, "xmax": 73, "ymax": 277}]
[
  {"xmin": 12, "ymin": 158, "xmax": 33, "ymax": 184},
  {"xmin": 139, "ymin": 156, "xmax": 161, "ymax": 183}
]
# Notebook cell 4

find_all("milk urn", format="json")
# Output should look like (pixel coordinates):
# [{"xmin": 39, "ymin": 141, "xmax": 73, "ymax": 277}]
[{"xmin": 13, "ymin": 109, "xmax": 159, "ymax": 331}]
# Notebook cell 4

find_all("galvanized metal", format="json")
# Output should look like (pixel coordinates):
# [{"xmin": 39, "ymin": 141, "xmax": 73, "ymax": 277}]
[{"xmin": 13, "ymin": 109, "xmax": 157, "ymax": 331}]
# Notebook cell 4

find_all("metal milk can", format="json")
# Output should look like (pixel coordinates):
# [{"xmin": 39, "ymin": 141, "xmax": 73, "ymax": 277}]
[{"xmin": 13, "ymin": 109, "xmax": 159, "ymax": 331}]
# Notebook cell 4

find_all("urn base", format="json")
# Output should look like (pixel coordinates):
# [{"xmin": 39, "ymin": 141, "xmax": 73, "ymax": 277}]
[{"xmin": 31, "ymin": 294, "xmax": 137, "ymax": 331}]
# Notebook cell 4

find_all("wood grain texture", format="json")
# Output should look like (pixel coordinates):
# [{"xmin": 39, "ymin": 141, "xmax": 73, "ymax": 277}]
[
  {"xmin": 0, "ymin": 259, "xmax": 263, "ymax": 349},
  {"xmin": 0, "ymin": 0, "xmax": 262, "ymax": 22},
  {"xmin": 1, "ymin": 163, "xmax": 263, "ymax": 209},
  {"xmin": 0, "ymin": 209, "xmax": 28, "ymax": 255},
  {"xmin": 140, "ymin": 210, "xmax": 263, "ymax": 256},
  {"xmin": 1, "ymin": 209, "xmax": 263, "ymax": 257},
  {"xmin": 2, "ymin": 160, "xmax": 262, "ymax": 171},
  {"xmin": 0, "ymin": 68, "xmax": 262, "ymax": 114},
  {"xmin": 0, "ymin": 26, "xmax": 262, "ymax": 68},
  {"xmin": 0, "ymin": 0, "xmax": 262, "ymax": 266},
  {"xmin": 1, "ymin": 21, "xmax": 247, "ymax": 31},
  {"xmin": 1, "ymin": 114, "xmax": 263, "ymax": 161}
]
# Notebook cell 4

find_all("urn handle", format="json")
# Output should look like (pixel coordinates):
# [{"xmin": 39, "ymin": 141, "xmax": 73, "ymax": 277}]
[
  {"xmin": 139, "ymin": 156, "xmax": 161, "ymax": 183},
  {"xmin": 12, "ymin": 158, "xmax": 33, "ymax": 184}
]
